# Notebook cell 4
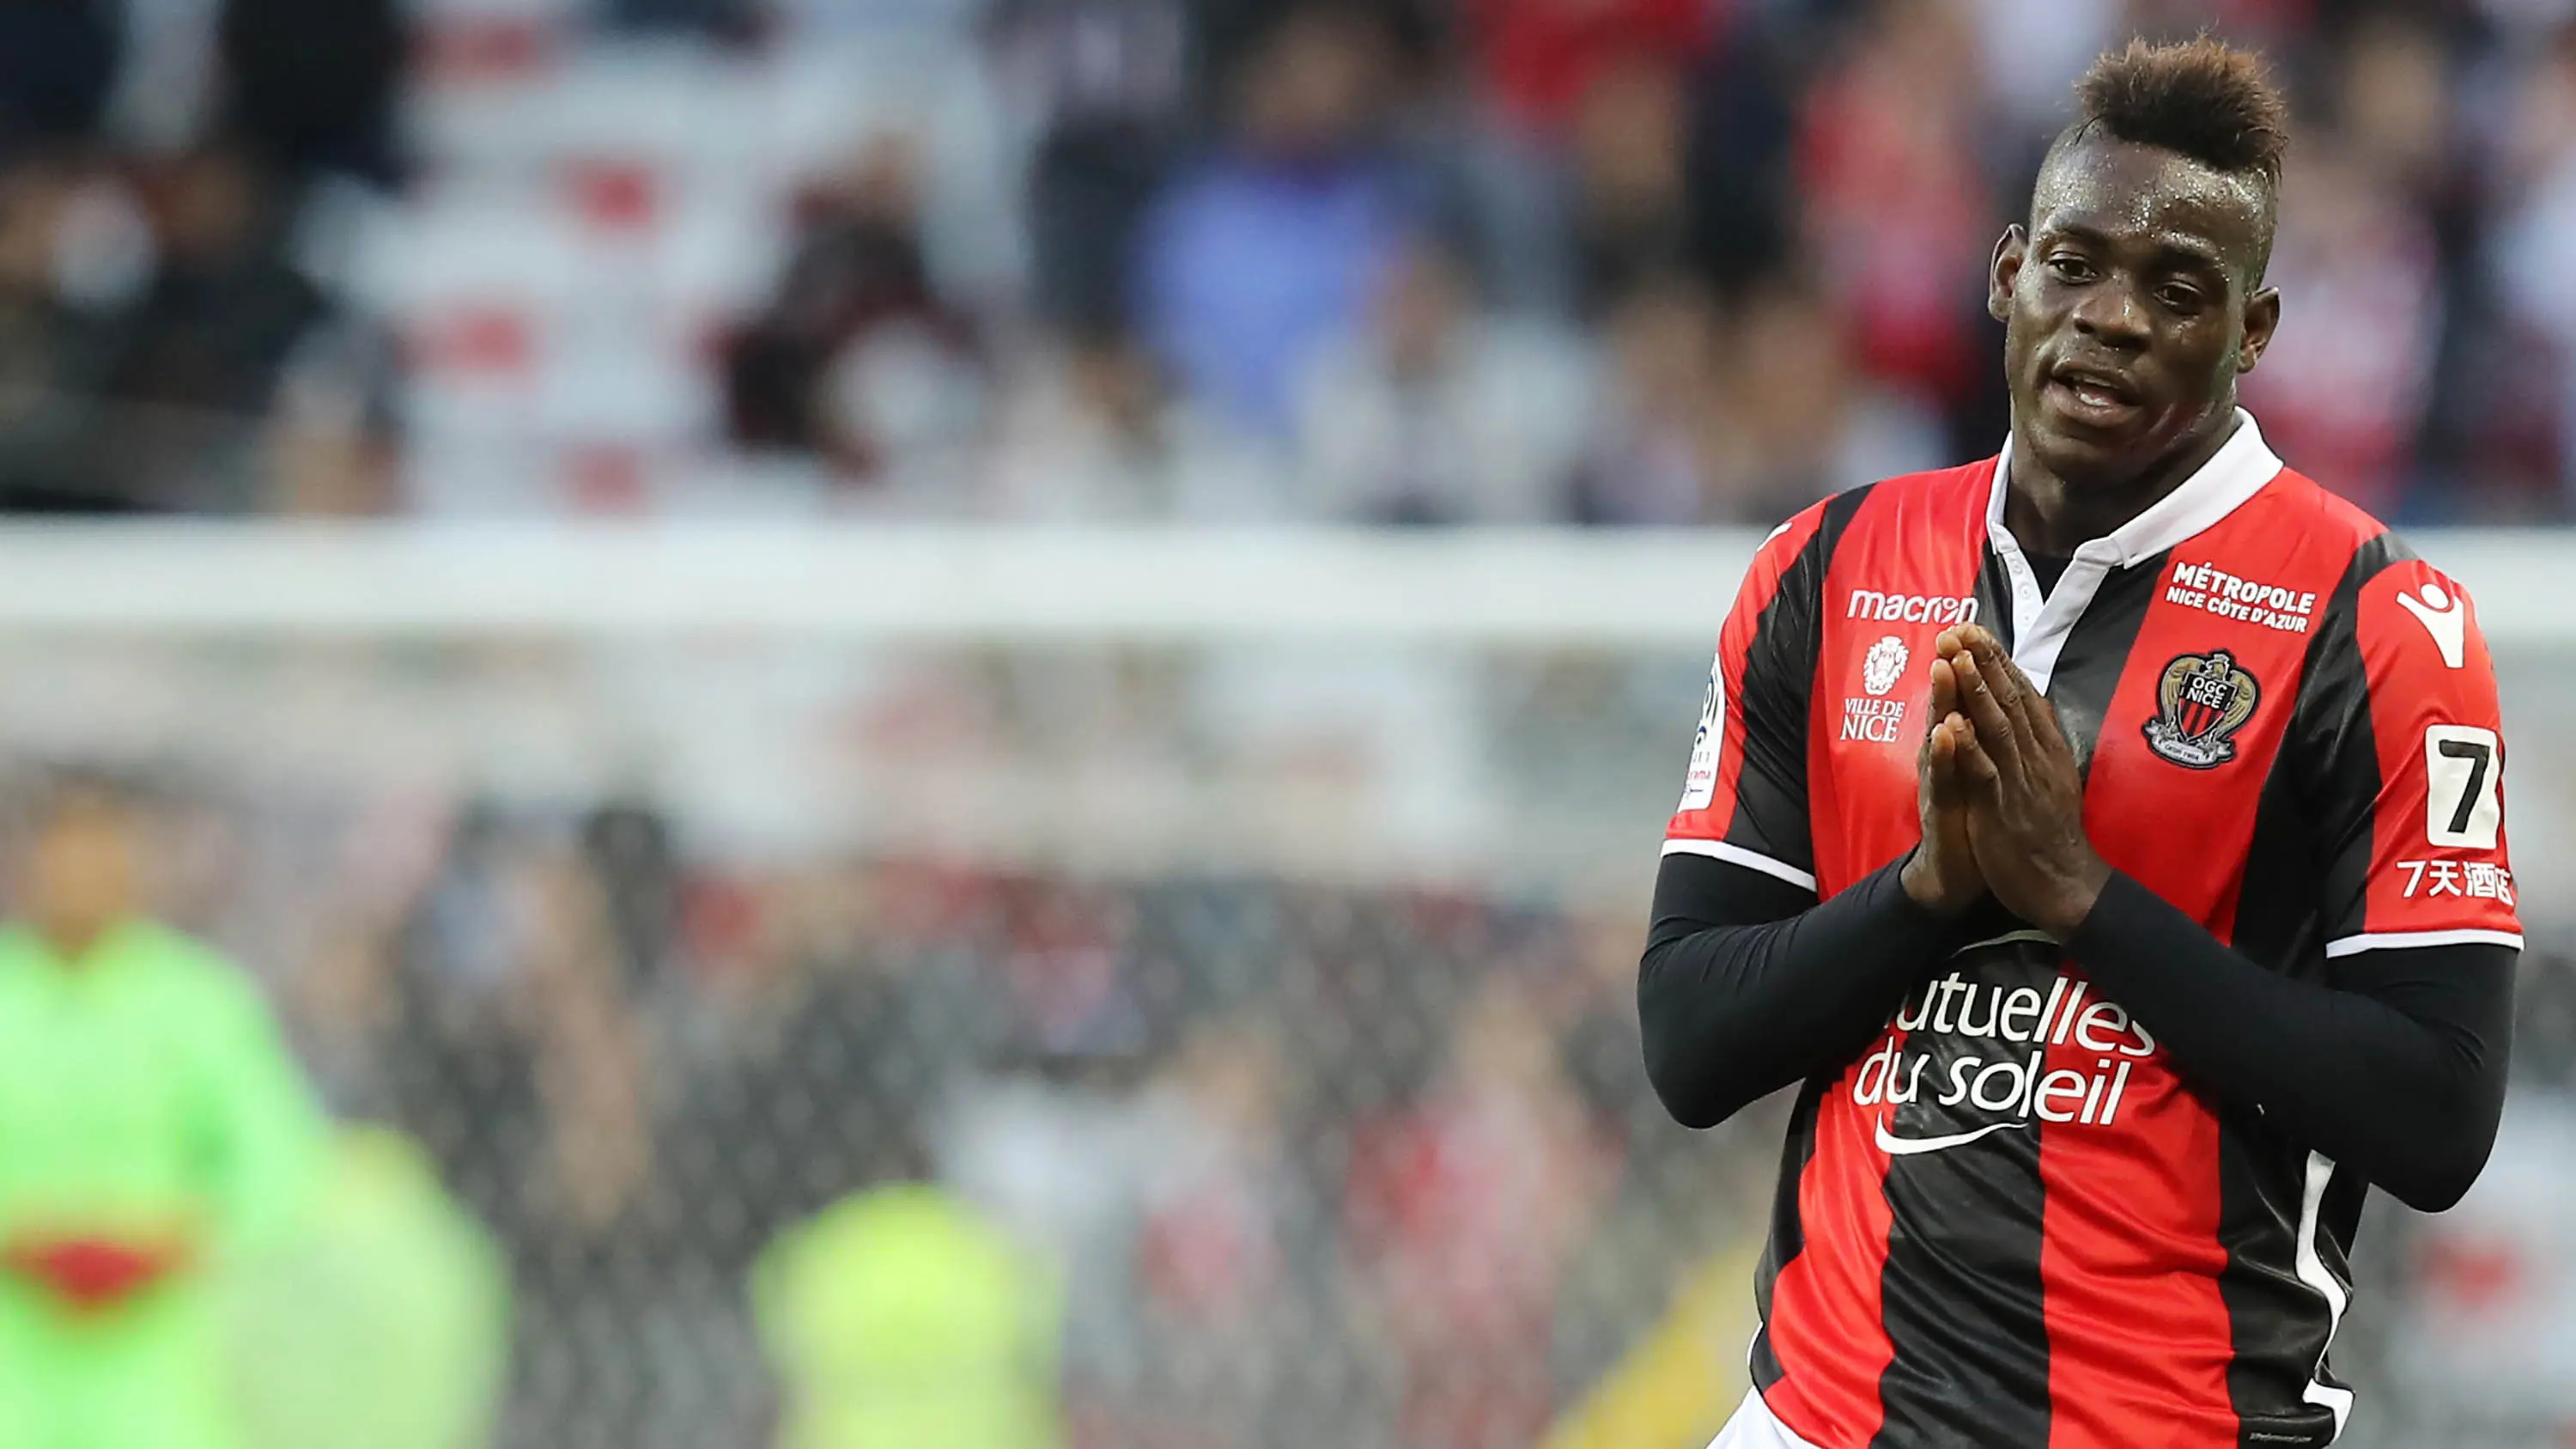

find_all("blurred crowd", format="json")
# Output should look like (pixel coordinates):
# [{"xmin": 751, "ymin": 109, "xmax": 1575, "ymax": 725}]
[
  {"xmin": 12, "ymin": 0, "xmax": 2576, "ymax": 519},
  {"xmin": 154, "ymin": 771, "xmax": 1763, "ymax": 1447},
  {"xmin": 0, "ymin": 0, "xmax": 398, "ymax": 511}
]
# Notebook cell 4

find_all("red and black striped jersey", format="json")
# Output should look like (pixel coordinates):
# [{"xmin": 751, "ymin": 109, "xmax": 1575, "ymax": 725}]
[{"xmin": 1666, "ymin": 412, "xmax": 2519, "ymax": 1449}]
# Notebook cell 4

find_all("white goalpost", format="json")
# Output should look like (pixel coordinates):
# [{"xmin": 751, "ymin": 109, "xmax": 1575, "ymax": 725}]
[{"xmin": 0, "ymin": 524, "xmax": 2562, "ymax": 644}]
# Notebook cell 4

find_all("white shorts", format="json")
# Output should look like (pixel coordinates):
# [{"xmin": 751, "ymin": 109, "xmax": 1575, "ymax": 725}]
[{"xmin": 1709, "ymin": 1388, "xmax": 1829, "ymax": 1449}]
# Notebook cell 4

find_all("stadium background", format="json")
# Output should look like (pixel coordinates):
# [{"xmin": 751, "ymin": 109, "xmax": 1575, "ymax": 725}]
[{"xmin": 2, "ymin": 0, "xmax": 2575, "ymax": 1446}]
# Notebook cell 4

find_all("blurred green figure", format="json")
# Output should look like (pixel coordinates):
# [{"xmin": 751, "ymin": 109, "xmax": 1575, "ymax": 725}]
[
  {"xmin": 0, "ymin": 774, "xmax": 327, "ymax": 1449},
  {"xmin": 224, "ymin": 1127, "xmax": 510, "ymax": 1449},
  {"xmin": 755, "ymin": 1180, "xmax": 1064, "ymax": 1449}
]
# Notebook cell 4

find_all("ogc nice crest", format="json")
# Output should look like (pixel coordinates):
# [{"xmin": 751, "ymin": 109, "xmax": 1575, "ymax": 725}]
[
  {"xmin": 2143, "ymin": 649, "xmax": 2259, "ymax": 769},
  {"xmin": 1862, "ymin": 636, "xmax": 1910, "ymax": 697}
]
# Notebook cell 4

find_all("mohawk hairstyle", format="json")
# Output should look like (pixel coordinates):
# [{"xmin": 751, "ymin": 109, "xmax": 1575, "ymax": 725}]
[{"xmin": 2072, "ymin": 37, "xmax": 2289, "ymax": 191}]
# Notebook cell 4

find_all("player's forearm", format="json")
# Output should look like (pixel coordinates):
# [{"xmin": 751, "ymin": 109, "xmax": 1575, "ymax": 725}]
[
  {"xmin": 2068, "ymin": 870, "xmax": 2512, "ymax": 1211},
  {"xmin": 1639, "ymin": 853, "xmax": 1963, "ymax": 1129}
]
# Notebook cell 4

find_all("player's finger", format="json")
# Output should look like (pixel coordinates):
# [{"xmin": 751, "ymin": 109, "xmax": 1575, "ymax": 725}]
[
  {"xmin": 1949, "ymin": 715, "xmax": 2002, "ymax": 789},
  {"xmin": 1947, "ymin": 648, "xmax": 2023, "ymax": 771},
  {"xmin": 2020, "ymin": 678, "xmax": 2072, "ymax": 758},
  {"xmin": 1973, "ymin": 630, "xmax": 2057, "ymax": 759},
  {"xmin": 1927, "ymin": 715, "xmax": 1965, "ymax": 807},
  {"xmin": 1984, "ymin": 643, "xmax": 2050, "ymax": 725},
  {"xmin": 1966, "ymin": 630, "xmax": 2027, "ymax": 717},
  {"xmin": 1987, "ymin": 647, "xmax": 2075, "ymax": 762},
  {"xmin": 1929, "ymin": 660, "xmax": 1960, "ymax": 765},
  {"xmin": 1961, "ymin": 624, "xmax": 2001, "ymax": 664},
  {"xmin": 1949, "ymin": 646, "xmax": 2012, "ymax": 737}
]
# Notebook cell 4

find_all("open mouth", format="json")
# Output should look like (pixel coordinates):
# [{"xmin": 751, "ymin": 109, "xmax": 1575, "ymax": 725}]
[{"xmin": 2047, "ymin": 362, "xmax": 2142, "ymax": 423}]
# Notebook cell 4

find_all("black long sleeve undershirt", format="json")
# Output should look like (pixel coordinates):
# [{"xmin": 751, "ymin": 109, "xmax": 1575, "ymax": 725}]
[
  {"xmin": 2069, "ymin": 870, "xmax": 2512, "ymax": 1212},
  {"xmin": 1637, "ymin": 852, "xmax": 1966, "ymax": 1129},
  {"xmin": 1640, "ymin": 855, "xmax": 2513, "ymax": 1211}
]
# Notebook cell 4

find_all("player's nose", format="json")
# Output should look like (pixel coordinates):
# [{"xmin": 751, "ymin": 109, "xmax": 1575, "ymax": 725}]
[{"xmin": 2068, "ymin": 281, "xmax": 2150, "ymax": 349}]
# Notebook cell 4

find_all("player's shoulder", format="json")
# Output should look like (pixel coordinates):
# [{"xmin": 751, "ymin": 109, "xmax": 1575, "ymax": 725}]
[
  {"xmin": 1859, "ymin": 457, "xmax": 1999, "ymax": 508},
  {"xmin": 124, "ymin": 923, "xmax": 272, "ymax": 1014},
  {"xmin": 0, "ymin": 926, "xmax": 49, "ymax": 987},
  {"xmin": 2248, "ymin": 466, "xmax": 2409, "ymax": 571},
  {"xmin": 2255, "ymin": 470, "xmax": 2498, "ymax": 694},
  {"xmin": 1826, "ymin": 458, "xmax": 1999, "ymax": 553},
  {"xmin": 2256, "ymin": 467, "xmax": 2454, "ymax": 600},
  {"xmin": 1757, "ymin": 460, "xmax": 1995, "ymax": 569}
]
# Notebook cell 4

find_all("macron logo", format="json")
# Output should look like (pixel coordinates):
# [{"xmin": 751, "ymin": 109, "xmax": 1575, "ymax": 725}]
[
  {"xmin": 2394, "ymin": 581, "xmax": 2466, "ymax": 669},
  {"xmin": 1847, "ymin": 590, "xmax": 1978, "ymax": 625}
]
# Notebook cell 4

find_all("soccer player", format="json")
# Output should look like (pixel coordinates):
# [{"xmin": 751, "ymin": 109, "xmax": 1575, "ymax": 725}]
[
  {"xmin": 0, "ymin": 772, "xmax": 325, "ymax": 1449},
  {"xmin": 1639, "ymin": 39, "xmax": 2518, "ymax": 1449}
]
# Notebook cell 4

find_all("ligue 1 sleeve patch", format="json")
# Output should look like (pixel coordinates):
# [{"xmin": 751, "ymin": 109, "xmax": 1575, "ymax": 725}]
[
  {"xmin": 2143, "ymin": 649, "xmax": 2260, "ymax": 769},
  {"xmin": 1678, "ymin": 658, "xmax": 1722, "ymax": 811}
]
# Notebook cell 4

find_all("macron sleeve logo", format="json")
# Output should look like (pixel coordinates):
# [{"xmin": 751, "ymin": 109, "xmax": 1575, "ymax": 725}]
[{"xmin": 2393, "ymin": 581, "xmax": 2467, "ymax": 669}]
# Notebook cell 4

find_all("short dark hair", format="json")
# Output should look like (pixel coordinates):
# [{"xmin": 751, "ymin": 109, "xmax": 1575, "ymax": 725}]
[
  {"xmin": 2069, "ymin": 37, "xmax": 2290, "ymax": 192},
  {"xmin": 15, "ymin": 763, "xmax": 145, "ymax": 831}
]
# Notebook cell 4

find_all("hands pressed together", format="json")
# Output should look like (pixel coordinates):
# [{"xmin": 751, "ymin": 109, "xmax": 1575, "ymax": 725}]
[{"xmin": 1898, "ymin": 626, "xmax": 2112, "ymax": 939}]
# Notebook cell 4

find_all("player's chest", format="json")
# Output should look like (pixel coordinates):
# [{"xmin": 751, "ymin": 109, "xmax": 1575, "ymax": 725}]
[
  {"xmin": 1814, "ymin": 552, "xmax": 2325, "ymax": 823},
  {"xmin": 0, "ymin": 983, "xmax": 202, "ymax": 1169}
]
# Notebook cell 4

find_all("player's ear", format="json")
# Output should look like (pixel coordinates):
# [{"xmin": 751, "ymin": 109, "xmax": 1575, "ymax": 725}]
[
  {"xmin": 2237, "ymin": 284, "xmax": 2281, "ymax": 375},
  {"xmin": 1989, "ymin": 226, "xmax": 2026, "ymax": 324}
]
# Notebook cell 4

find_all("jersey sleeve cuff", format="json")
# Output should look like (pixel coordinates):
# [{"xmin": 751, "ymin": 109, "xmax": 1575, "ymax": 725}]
[
  {"xmin": 2324, "ymin": 928, "xmax": 2524, "ymax": 957},
  {"xmin": 1661, "ymin": 837, "xmax": 1818, "ymax": 892}
]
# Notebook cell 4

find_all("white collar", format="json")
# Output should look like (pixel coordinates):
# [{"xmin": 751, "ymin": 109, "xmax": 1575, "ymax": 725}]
[
  {"xmin": 1987, "ymin": 407, "xmax": 2283, "ymax": 569},
  {"xmin": 1985, "ymin": 408, "xmax": 2283, "ymax": 693}
]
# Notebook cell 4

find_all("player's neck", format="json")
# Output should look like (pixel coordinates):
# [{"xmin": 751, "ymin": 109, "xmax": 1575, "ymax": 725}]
[
  {"xmin": 2002, "ymin": 411, "xmax": 2242, "ymax": 558},
  {"xmin": 34, "ymin": 912, "xmax": 125, "ymax": 965}
]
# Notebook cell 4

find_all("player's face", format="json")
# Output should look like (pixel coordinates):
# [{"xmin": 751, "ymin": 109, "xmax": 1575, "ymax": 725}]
[
  {"xmin": 1989, "ymin": 137, "xmax": 2281, "ymax": 490},
  {"xmin": 23, "ymin": 794, "xmax": 137, "ymax": 953}
]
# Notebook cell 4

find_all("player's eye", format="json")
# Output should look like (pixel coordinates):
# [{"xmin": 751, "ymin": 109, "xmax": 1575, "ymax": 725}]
[
  {"xmin": 2157, "ymin": 283, "xmax": 2206, "ymax": 312},
  {"xmin": 2045, "ymin": 254, "xmax": 2094, "ymax": 283}
]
